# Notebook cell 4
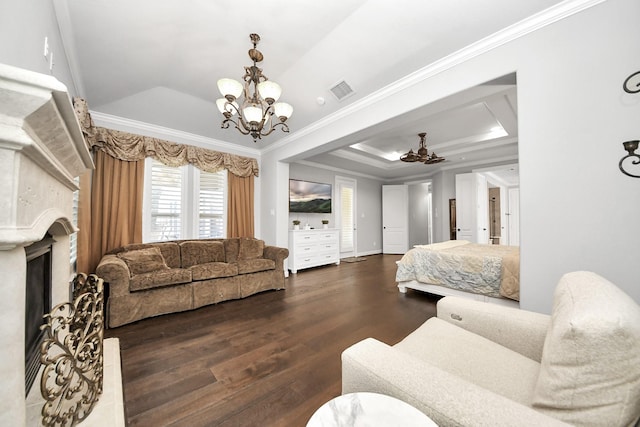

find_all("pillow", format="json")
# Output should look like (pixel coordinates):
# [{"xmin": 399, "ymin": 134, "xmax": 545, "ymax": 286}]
[
  {"xmin": 238, "ymin": 238, "xmax": 264, "ymax": 260},
  {"xmin": 532, "ymin": 271, "xmax": 640, "ymax": 426},
  {"xmin": 117, "ymin": 247, "xmax": 170, "ymax": 275}
]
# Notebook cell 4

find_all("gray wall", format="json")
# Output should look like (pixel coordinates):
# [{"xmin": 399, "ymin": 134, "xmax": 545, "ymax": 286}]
[
  {"xmin": 289, "ymin": 163, "xmax": 383, "ymax": 256},
  {"xmin": 1, "ymin": 0, "xmax": 77, "ymax": 95}
]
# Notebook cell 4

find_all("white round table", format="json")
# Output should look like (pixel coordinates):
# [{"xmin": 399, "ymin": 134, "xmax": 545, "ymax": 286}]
[{"xmin": 306, "ymin": 392, "xmax": 438, "ymax": 426}]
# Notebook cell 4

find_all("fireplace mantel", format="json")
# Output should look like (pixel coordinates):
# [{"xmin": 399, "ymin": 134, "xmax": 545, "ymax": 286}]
[
  {"xmin": 0, "ymin": 64, "xmax": 93, "ymax": 426},
  {"xmin": 0, "ymin": 64, "xmax": 93, "ymax": 250}
]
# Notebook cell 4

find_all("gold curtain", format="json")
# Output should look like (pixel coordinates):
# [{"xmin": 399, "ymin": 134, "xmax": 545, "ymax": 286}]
[
  {"xmin": 78, "ymin": 150, "xmax": 144, "ymax": 273},
  {"xmin": 227, "ymin": 172, "xmax": 254, "ymax": 238}
]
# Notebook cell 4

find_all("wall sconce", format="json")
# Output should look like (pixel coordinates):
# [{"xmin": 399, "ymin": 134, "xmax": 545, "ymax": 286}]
[
  {"xmin": 619, "ymin": 71, "xmax": 639, "ymax": 177},
  {"xmin": 620, "ymin": 140, "xmax": 640, "ymax": 178}
]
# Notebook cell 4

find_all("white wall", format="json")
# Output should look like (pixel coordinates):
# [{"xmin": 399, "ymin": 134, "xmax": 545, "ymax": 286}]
[
  {"xmin": 0, "ymin": 0, "xmax": 77, "ymax": 95},
  {"xmin": 262, "ymin": 0, "xmax": 640, "ymax": 314}
]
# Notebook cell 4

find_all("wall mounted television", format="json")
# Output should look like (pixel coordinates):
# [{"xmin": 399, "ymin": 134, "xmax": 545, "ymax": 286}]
[{"xmin": 289, "ymin": 179, "xmax": 332, "ymax": 213}]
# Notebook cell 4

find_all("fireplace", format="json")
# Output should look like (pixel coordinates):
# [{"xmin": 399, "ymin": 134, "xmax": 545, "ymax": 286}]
[
  {"xmin": 0, "ymin": 64, "xmax": 94, "ymax": 426},
  {"xmin": 24, "ymin": 235, "xmax": 54, "ymax": 394}
]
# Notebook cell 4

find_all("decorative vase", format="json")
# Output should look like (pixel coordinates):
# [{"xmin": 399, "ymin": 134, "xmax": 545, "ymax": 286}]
[
  {"xmin": 294, "ymin": 224, "xmax": 300, "ymax": 230},
  {"xmin": 323, "ymin": 224, "xmax": 328, "ymax": 229}
]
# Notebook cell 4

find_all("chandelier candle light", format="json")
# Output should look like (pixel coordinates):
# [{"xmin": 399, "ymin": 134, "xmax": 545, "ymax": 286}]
[
  {"xmin": 217, "ymin": 33, "xmax": 293, "ymax": 142},
  {"xmin": 400, "ymin": 132, "xmax": 445, "ymax": 164}
]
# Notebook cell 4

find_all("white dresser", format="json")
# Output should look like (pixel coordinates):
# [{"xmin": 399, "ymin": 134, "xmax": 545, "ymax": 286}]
[{"xmin": 288, "ymin": 229, "xmax": 340, "ymax": 274}]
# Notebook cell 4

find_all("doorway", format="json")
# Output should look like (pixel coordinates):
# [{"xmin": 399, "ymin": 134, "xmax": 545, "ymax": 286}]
[{"xmin": 336, "ymin": 176, "xmax": 357, "ymax": 258}]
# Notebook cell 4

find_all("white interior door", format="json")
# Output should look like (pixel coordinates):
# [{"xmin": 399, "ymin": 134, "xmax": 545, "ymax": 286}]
[
  {"xmin": 382, "ymin": 185, "xmax": 408, "ymax": 254},
  {"xmin": 455, "ymin": 174, "xmax": 474, "ymax": 241},
  {"xmin": 336, "ymin": 177, "xmax": 356, "ymax": 257},
  {"xmin": 475, "ymin": 174, "xmax": 489, "ymax": 244}
]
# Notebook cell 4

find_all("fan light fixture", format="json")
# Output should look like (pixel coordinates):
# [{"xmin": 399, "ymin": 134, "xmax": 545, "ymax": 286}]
[
  {"xmin": 400, "ymin": 132, "xmax": 445, "ymax": 164},
  {"xmin": 216, "ymin": 33, "xmax": 293, "ymax": 142}
]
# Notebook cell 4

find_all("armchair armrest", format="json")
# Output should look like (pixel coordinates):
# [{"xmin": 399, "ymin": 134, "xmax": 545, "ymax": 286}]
[
  {"xmin": 342, "ymin": 338, "xmax": 569, "ymax": 427},
  {"xmin": 436, "ymin": 297, "xmax": 550, "ymax": 362},
  {"xmin": 95, "ymin": 254, "xmax": 131, "ymax": 298}
]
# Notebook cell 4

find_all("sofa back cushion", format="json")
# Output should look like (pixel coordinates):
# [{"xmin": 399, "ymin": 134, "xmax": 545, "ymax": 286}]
[
  {"xmin": 238, "ymin": 238, "xmax": 264, "ymax": 260},
  {"xmin": 180, "ymin": 241, "xmax": 225, "ymax": 268},
  {"xmin": 532, "ymin": 271, "xmax": 640, "ymax": 426},
  {"xmin": 223, "ymin": 238, "xmax": 240, "ymax": 263},
  {"xmin": 117, "ymin": 247, "xmax": 170, "ymax": 275},
  {"xmin": 121, "ymin": 242, "xmax": 181, "ymax": 268}
]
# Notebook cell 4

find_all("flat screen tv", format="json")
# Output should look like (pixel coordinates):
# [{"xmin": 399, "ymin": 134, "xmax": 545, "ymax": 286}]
[{"xmin": 289, "ymin": 179, "xmax": 332, "ymax": 213}]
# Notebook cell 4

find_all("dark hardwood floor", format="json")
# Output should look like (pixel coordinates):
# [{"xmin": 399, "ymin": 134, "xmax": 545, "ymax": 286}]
[{"xmin": 106, "ymin": 254, "xmax": 439, "ymax": 427}]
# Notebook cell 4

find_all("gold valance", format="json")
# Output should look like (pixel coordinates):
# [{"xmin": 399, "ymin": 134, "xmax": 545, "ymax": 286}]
[{"xmin": 73, "ymin": 98, "xmax": 259, "ymax": 177}]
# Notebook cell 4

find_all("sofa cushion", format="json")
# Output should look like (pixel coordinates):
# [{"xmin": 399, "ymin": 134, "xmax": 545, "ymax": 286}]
[
  {"xmin": 129, "ymin": 268, "xmax": 192, "ymax": 292},
  {"xmin": 180, "ymin": 241, "xmax": 225, "ymax": 268},
  {"xmin": 190, "ymin": 262, "xmax": 238, "ymax": 281},
  {"xmin": 394, "ymin": 317, "xmax": 541, "ymax": 406},
  {"xmin": 120, "ymin": 242, "xmax": 181, "ymax": 268},
  {"xmin": 532, "ymin": 271, "xmax": 640, "ymax": 426},
  {"xmin": 223, "ymin": 238, "xmax": 240, "ymax": 263},
  {"xmin": 118, "ymin": 247, "xmax": 170, "ymax": 275},
  {"xmin": 237, "ymin": 258, "xmax": 276, "ymax": 274},
  {"xmin": 238, "ymin": 238, "xmax": 264, "ymax": 260}
]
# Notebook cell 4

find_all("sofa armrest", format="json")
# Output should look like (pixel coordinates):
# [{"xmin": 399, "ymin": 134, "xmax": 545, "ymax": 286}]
[
  {"xmin": 436, "ymin": 297, "xmax": 550, "ymax": 362},
  {"xmin": 342, "ymin": 338, "xmax": 569, "ymax": 427},
  {"xmin": 95, "ymin": 254, "xmax": 131, "ymax": 298},
  {"xmin": 263, "ymin": 246, "xmax": 289, "ymax": 270}
]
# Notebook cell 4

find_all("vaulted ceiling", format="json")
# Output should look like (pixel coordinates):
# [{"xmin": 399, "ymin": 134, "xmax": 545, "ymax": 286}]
[{"xmin": 56, "ymin": 0, "xmax": 566, "ymax": 182}]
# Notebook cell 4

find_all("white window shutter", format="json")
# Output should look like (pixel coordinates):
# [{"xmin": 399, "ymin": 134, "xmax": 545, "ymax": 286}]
[
  {"xmin": 149, "ymin": 160, "xmax": 182, "ymax": 241},
  {"xmin": 198, "ymin": 170, "xmax": 226, "ymax": 238}
]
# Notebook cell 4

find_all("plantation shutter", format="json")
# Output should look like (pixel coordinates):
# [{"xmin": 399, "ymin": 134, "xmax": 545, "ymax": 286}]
[
  {"xmin": 150, "ymin": 160, "xmax": 182, "ymax": 241},
  {"xmin": 198, "ymin": 170, "xmax": 226, "ymax": 238},
  {"xmin": 340, "ymin": 185, "xmax": 354, "ymax": 251}
]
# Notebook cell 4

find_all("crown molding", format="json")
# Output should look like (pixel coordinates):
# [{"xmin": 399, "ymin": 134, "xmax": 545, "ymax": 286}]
[
  {"xmin": 89, "ymin": 111, "xmax": 261, "ymax": 158},
  {"xmin": 263, "ymin": 0, "xmax": 604, "ymax": 155}
]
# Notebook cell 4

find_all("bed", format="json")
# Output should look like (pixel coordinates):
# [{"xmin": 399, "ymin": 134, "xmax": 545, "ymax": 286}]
[{"xmin": 395, "ymin": 240, "xmax": 520, "ymax": 307}]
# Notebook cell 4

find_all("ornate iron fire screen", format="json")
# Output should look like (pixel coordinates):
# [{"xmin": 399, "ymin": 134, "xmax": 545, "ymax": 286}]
[{"xmin": 39, "ymin": 273, "xmax": 105, "ymax": 427}]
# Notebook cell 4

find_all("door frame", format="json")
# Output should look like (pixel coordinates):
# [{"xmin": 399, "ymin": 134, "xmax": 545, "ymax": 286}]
[{"xmin": 335, "ymin": 176, "xmax": 357, "ymax": 258}]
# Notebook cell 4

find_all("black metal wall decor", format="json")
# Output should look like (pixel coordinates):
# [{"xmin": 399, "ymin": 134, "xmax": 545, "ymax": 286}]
[
  {"xmin": 623, "ymin": 71, "xmax": 640, "ymax": 93},
  {"xmin": 620, "ymin": 140, "xmax": 640, "ymax": 178},
  {"xmin": 619, "ymin": 72, "xmax": 639, "ymax": 178}
]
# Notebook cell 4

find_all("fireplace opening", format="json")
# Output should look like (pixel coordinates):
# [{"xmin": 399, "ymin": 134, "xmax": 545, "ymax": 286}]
[{"xmin": 25, "ymin": 234, "xmax": 54, "ymax": 394}]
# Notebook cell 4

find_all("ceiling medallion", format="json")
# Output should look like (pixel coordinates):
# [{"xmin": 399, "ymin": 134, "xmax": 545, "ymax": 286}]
[
  {"xmin": 216, "ymin": 33, "xmax": 293, "ymax": 142},
  {"xmin": 400, "ymin": 132, "xmax": 445, "ymax": 164}
]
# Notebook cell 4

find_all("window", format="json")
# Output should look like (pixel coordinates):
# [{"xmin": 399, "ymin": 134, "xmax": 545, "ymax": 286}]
[
  {"xmin": 143, "ymin": 158, "xmax": 226, "ymax": 242},
  {"xmin": 69, "ymin": 176, "xmax": 79, "ymax": 270}
]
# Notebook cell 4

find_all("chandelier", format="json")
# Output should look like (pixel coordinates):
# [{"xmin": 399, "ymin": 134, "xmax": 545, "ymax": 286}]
[
  {"xmin": 400, "ymin": 132, "xmax": 445, "ymax": 164},
  {"xmin": 216, "ymin": 33, "xmax": 293, "ymax": 142}
]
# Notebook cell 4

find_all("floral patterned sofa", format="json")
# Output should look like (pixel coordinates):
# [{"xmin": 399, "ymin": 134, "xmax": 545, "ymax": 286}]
[{"xmin": 96, "ymin": 238, "xmax": 289, "ymax": 327}]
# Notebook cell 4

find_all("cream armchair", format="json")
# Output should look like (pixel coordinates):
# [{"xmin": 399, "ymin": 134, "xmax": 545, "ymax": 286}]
[{"xmin": 342, "ymin": 271, "xmax": 640, "ymax": 427}]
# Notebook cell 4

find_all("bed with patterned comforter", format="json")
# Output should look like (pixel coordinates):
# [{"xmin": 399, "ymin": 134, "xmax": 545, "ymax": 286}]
[{"xmin": 395, "ymin": 240, "xmax": 520, "ymax": 301}]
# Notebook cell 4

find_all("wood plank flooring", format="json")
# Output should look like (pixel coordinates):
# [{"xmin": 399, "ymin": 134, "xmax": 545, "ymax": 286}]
[{"xmin": 106, "ymin": 254, "xmax": 439, "ymax": 427}]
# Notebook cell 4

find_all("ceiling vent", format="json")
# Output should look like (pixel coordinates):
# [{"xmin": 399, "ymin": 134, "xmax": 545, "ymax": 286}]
[{"xmin": 329, "ymin": 80, "xmax": 355, "ymax": 101}]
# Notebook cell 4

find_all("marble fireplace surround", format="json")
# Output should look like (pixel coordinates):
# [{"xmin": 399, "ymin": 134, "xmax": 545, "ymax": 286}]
[{"xmin": 0, "ymin": 64, "xmax": 94, "ymax": 426}]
